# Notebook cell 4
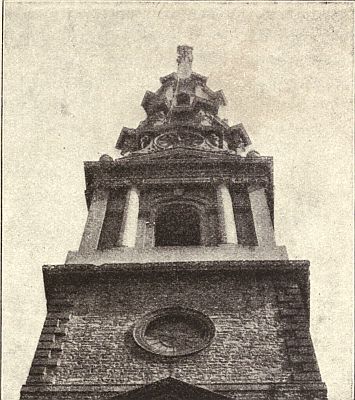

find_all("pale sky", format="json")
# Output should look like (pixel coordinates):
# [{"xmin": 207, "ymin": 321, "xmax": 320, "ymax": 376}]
[{"xmin": 3, "ymin": 2, "xmax": 353, "ymax": 400}]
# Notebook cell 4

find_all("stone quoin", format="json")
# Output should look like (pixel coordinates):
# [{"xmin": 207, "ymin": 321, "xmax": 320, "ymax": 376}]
[{"xmin": 20, "ymin": 46, "xmax": 327, "ymax": 400}]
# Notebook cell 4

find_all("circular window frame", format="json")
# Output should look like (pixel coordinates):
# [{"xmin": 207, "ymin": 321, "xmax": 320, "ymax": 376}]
[{"xmin": 133, "ymin": 307, "xmax": 215, "ymax": 357}]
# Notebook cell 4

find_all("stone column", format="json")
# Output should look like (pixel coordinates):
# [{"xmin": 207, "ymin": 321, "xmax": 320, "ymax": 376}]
[
  {"xmin": 248, "ymin": 186, "xmax": 276, "ymax": 246},
  {"xmin": 79, "ymin": 189, "xmax": 109, "ymax": 253},
  {"xmin": 118, "ymin": 186, "xmax": 140, "ymax": 247},
  {"xmin": 216, "ymin": 183, "xmax": 238, "ymax": 244}
]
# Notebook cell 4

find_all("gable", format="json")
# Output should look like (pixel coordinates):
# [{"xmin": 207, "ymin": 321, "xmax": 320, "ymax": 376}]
[{"xmin": 111, "ymin": 378, "xmax": 230, "ymax": 400}]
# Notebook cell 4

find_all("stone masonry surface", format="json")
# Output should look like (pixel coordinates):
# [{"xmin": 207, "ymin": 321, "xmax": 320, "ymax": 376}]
[{"xmin": 21, "ymin": 265, "xmax": 326, "ymax": 400}]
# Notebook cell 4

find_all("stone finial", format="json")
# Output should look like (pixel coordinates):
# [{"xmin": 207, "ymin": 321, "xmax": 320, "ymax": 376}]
[
  {"xmin": 99, "ymin": 154, "xmax": 113, "ymax": 162},
  {"xmin": 177, "ymin": 45, "xmax": 193, "ymax": 79}
]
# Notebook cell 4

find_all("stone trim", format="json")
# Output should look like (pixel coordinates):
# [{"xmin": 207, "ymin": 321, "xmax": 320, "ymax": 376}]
[
  {"xmin": 26, "ymin": 300, "xmax": 72, "ymax": 385},
  {"xmin": 275, "ymin": 282, "xmax": 322, "ymax": 383}
]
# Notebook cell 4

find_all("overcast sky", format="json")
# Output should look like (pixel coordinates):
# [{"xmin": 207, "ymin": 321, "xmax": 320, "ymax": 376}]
[{"xmin": 3, "ymin": 2, "xmax": 353, "ymax": 400}]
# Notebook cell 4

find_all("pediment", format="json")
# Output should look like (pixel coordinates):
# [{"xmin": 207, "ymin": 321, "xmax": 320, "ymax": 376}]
[{"xmin": 111, "ymin": 377, "xmax": 230, "ymax": 400}]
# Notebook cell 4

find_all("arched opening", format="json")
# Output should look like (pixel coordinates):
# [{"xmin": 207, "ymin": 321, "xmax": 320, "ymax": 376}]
[
  {"xmin": 176, "ymin": 92, "xmax": 190, "ymax": 106},
  {"xmin": 155, "ymin": 203, "xmax": 201, "ymax": 246}
]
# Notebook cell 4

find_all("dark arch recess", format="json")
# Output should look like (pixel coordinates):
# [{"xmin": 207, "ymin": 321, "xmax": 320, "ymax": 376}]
[{"xmin": 155, "ymin": 203, "xmax": 201, "ymax": 246}]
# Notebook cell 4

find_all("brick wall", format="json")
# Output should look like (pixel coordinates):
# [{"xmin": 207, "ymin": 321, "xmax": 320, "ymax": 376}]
[{"xmin": 21, "ymin": 265, "xmax": 326, "ymax": 399}]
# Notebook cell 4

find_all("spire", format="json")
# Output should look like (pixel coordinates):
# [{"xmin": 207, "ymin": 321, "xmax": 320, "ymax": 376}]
[
  {"xmin": 176, "ymin": 45, "xmax": 193, "ymax": 79},
  {"xmin": 116, "ymin": 46, "xmax": 250, "ymax": 156}
]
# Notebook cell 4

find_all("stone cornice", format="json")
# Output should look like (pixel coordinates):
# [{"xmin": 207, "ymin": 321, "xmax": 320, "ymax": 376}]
[
  {"xmin": 84, "ymin": 154, "xmax": 273, "ymax": 169},
  {"xmin": 43, "ymin": 259, "xmax": 310, "ymax": 312},
  {"xmin": 43, "ymin": 259, "xmax": 309, "ymax": 283},
  {"xmin": 84, "ymin": 154, "xmax": 273, "ymax": 192},
  {"xmin": 89, "ymin": 176, "xmax": 269, "ymax": 191}
]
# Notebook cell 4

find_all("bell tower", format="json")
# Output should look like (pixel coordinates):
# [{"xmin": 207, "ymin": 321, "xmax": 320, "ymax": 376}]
[{"xmin": 21, "ymin": 46, "xmax": 327, "ymax": 400}]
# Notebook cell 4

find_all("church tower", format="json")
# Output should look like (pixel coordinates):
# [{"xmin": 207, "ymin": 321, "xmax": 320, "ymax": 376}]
[{"xmin": 21, "ymin": 46, "xmax": 327, "ymax": 400}]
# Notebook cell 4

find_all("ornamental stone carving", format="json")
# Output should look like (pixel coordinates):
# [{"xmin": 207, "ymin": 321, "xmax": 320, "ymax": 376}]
[{"xmin": 115, "ymin": 47, "xmax": 254, "ymax": 157}]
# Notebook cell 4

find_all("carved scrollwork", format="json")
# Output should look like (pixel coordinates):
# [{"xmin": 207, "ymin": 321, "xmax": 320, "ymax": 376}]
[
  {"xmin": 194, "ymin": 110, "xmax": 213, "ymax": 127},
  {"xmin": 154, "ymin": 132, "xmax": 205, "ymax": 150},
  {"xmin": 206, "ymin": 133, "xmax": 220, "ymax": 148},
  {"xmin": 140, "ymin": 135, "xmax": 151, "ymax": 149}
]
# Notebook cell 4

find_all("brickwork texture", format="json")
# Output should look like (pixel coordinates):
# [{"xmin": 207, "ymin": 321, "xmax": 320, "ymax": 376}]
[{"xmin": 21, "ymin": 264, "xmax": 327, "ymax": 400}]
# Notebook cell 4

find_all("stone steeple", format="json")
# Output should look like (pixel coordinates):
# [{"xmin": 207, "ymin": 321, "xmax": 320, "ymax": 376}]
[
  {"xmin": 116, "ymin": 45, "xmax": 251, "ymax": 156},
  {"xmin": 20, "ymin": 46, "xmax": 327, "ymax": 400}
]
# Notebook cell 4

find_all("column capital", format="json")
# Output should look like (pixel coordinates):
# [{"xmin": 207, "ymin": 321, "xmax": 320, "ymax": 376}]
[
  {"xmin": 91, "ymin": 187, "xmax": 110, "ymax": 201},
  {"xmin": 210, "ymin": 176, "xmax": 231, "ymax": 187},
  {"xmin": 247, "ymin": 180, "xmax": 268, "ymax": 193},
  {"xmin": 123, "ymin": 178, "xmax": 144, "ymax": 189},
  {"xmin": 230, "ymin": 177, "xmax": 268, "ymax": 187}
]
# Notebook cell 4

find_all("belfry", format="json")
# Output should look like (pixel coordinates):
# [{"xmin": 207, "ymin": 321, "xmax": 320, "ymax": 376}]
[{"xmin": 21, "ymin": 46, "xmax": 327, "ymax": 400}]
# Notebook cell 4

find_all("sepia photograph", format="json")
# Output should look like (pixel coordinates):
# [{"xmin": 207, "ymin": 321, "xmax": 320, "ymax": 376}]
[{"xmin": 3, "ymin": 2, "xmax": 354, "ymax": 400}]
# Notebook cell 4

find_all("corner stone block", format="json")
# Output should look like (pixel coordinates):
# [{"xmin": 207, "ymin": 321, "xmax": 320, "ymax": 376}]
[
  {"xmin": 79, "ymin": 189, "xmax": 110, "ymax": 253},
  {"xmin": 248, "ymin": 186, "xmax": 276, "ymax": 246}
]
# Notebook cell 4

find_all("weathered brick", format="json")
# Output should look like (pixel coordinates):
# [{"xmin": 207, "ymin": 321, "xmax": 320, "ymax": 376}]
[
  {"xmin": 289, "ymin": 354, "xmax": 315, "ymax": 363},
  {"xmin": 34, "ymin": 350, "xmax": 51, "ymax": 358},
  {"xmin": 47, "ymin": 312, "xmax": 71, "ymax": 321},
  {"xmin": 47, "ymin": 299, "xmax": 73, "ymax": 307},
  {"xmin": 48, "ymin": 358, "xmax": 61, "ymax": 367},
  {"xmin": 40, "ymin": 333, "xmax": 56, "ymax": 342},
  {"xmin": 44, "ymin": 318, "xmax": 60, "ymax": 327},
  {"xmin": 284, "ymin": 288, "xmax": 300, "ymax": 294},
  {"xmin": 302, "ymin": 363, "xmax": 320, "ymax": 372},
  {"xmin": 279, "ymin": 309, "xmax": 300, "ymax": 317},
  {"xmin": 294, "ymin": 372, "xmax": 322, "ymax": 381},
  {"xmin": 294, "ymin": 330, "xmax": 310, "ymax": 338},
  {"xmin": 54, "ymin": 326, "xmax": 68, "ymax": 336},
  {"xmin": 32, "ymin": 357, "xmax": 61, "ymax": 367},
  {"xmin": 29, "ymin": 366, "xmax": 46, "ymax": 375},
  {"xmin": 26, "ymin": 375, "xmax": 55, "ymax": 384},
  {"xmin": 37, "ymin": 342, "xmax": 63, "ymax": 351}
]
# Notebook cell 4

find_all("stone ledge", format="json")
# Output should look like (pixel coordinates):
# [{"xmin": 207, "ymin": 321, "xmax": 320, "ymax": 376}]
[
  {"xmin": 84, "ymin": 153, "xmax": 273, "ymax": 168},
  {"xmin": 65, "ymin": 245, "xmax": 289, "ymax": 266},
  {"xmin": 32, "ymin": 358, "xmax": 61, "ymax": 367},
  {"xmin": 21, "ymin": 381, "xmax": 327, "ymax": 393}
]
